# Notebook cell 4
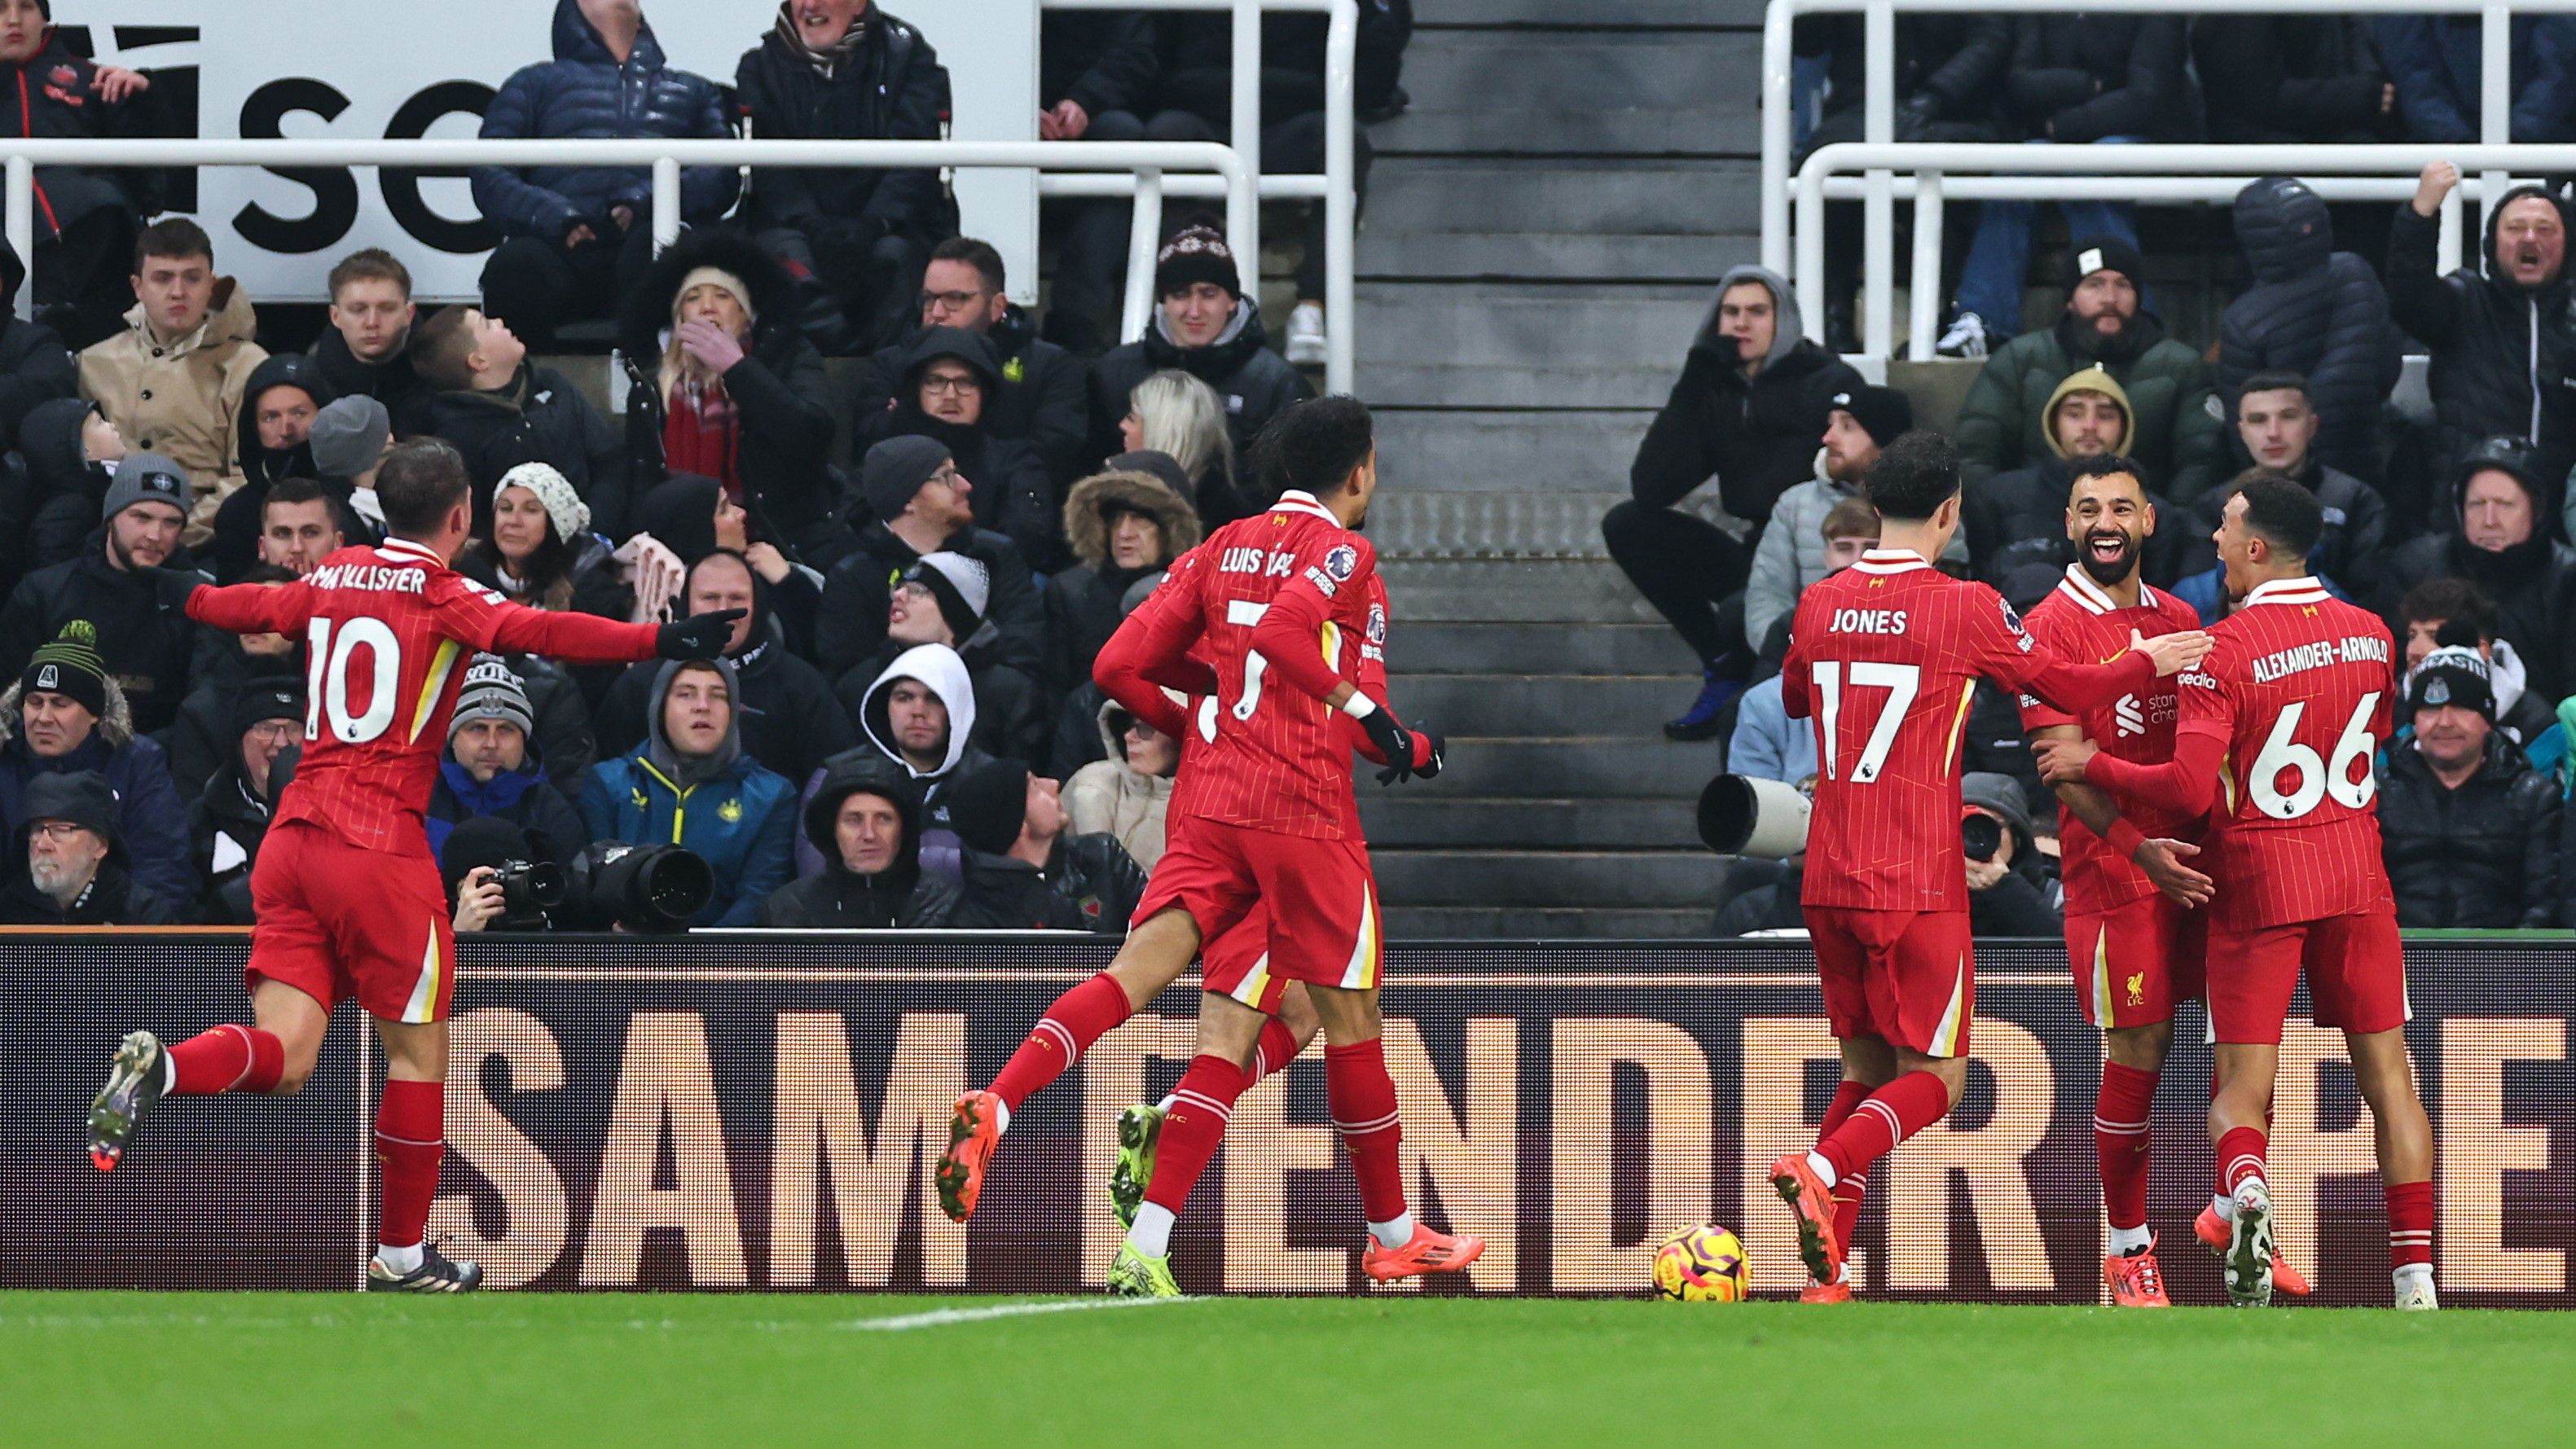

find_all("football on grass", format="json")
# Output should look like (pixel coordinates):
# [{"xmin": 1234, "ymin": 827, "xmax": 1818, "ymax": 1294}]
[{"xmin": 1653, "ymin": 1225, "xmax": 1748, "ymax": 1302}]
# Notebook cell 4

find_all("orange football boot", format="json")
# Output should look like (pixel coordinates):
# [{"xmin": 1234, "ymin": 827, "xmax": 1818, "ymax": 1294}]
[
  {"xmin": 934, "ymin": 1089, "xmax": 1003, "ymax": 1223},
  {"xmin": 1799, "ymin": 1277, "xmax": 1854, "ymax": 1303},
  {"xmin": 2103, "ymin": 1236, "xmax": 2172, "ymax": 1306},
  {"xmin": 2196, "ymin": 1201, "xmax": 2310, "ymax": 1295},
  {"xmin": 1362, "ymin": 1223, "xmax": 1487, "ymax": 1281},
  {"xmin": 1769, "ymin": 1152, "xmax": 1844, "ymax": 1285}
]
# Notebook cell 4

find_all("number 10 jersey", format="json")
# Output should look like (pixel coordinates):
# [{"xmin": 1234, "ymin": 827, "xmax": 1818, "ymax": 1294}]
[{"xmin": 2176, "ymin": 577, "xmax": 2398, "ymax": 930}]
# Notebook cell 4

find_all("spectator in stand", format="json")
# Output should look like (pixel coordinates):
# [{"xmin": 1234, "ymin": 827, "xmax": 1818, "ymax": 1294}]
[
  {"xmin": 801, "ymin": 640, "xmax": 990, "ymax": 879},
  {"xmin": 207, "ymin": 355, "xmax": 359, "ymax": 582},
  {"xmin": 2389, "ymin": 163, "xmax": 2576, "ymax": 485},
  {"xmin": 1966, "ymin": 367, "xmax": 2149, "ymax": 583},
  {"xmin": 947, "ymin": 757, "xmax": 1145, "ymax": 933},
  {"xmin": 2218, "ymin": 179, "xmax": 2403, "ymax": 482},
  {"xmin": 1729, "ymin": 498, "xmax": 1879, "ymax": 786},
  {"xmin": 579, "ymin": 655, "xmax": 796, "ymax": 927},
  {"xmin": 2194, "ymin": 17, "xmax": 2398, "ymax": 146},
  {"xmin": 837, "ymin": 552, "xmax": 1043, "ymax": 766},
  {"xmin": 2174, "ymin": 375, "xmax": 2388, "ymax": 589},
  {"xmin": 1039, "ymin": 11, "xmax": 1170, "ymax": 353},
  {"xmin": 412, "ymin": 304, "xmax": 627, "ymax": 534},
  {"xmin": 1066, "ymin": 700, "xmax": 1178, "ymax": 871},
  {"xmin": 13, "ymin": 398, "xmax": 110, "ymax": 579},
  {"xmin": 77, "ymin": 219, "xmax": 267, "ymax": 541},
  {"xmin": 0, "ymin": 240, "xmax": 76, "ymax": 456},
  {"xmin": 0, "ymin": 630, "xmax": 190, "ymax": 907},
  {"xmin": 1044, "ymin": 461, "xmax": 1201, "ymax": 700},
  {"xmin": 1112, "ymin": 372, "xmax": 1248, "ymax": 524},
  {"xmin": 0, "ymin": 455, "xmax": 214, "ymax": 735},
  {"xmin": 306, "ymin": 395, "xmax": 393, "ymax": 539},
  {"xmin": 2384, "ymin": 438, "xmax": 2576, "ymax": 700},
  {"xmin": 473, "ymin": 0, "xmax": 737, "ymax": 349},
  {"xmin": 254, "ymin": 480, "xmax": 347, "ymax": 579},
  {"xmin": 1048, "ymin": 569, "xmax": 1165, "ymax": 776},
  {"xmin": 2375, "ymin": 15, "xmax": 2576, "ymax": 146},
  {"xmin": 817, "ymin": 436, "xmax": 1044, "ymax": 682},
  {"xmin": 1958, "ymin": 771, "xmax": 2064, "ymax": 937},
  {"xmin": 1745, "ymin": 384, "xmax": 1956, "ymax": 655},
  {"xmin": 0, "ymin": 2, "xmax": 165, "ymax": 348},
  {"xmin": 618, "ymin": 228, "xmax": 837, "ymax": 558},
  {"xmin": 2398, "ymin": 581, "xmax": 2556, "ymax": 745},
  {"xmin": 1612, "ymin": 265, "xmax": 1860, "ymax": 740},
  {"xmin": 425, "ymin": 656, "xmax": 588, "ymax": 864},
  {"xmin": 1957, "ymin": 237, "xmax": 2226, "ymax": 505},
  {"xmin": 187, "ymin": 676, "xmax": 302, "ymax": 924},
  {"xmin": 760, "ymin": 756, "xmax": 961, "ymax": 928},
  {"xmin": 868, "ymin": 327, "xmax": 1059, "ymax": 568},
  {"xmin": 0, "ymin": 771, "xmax": 178, "ymax": 924},
  {"xmin": 309, "ymin": 249, "xmax": 430, "ymax": 431},
  {"xmin": 444, "ymin": 818, "xmax": 559, "ymax": 933},
  {"xmin": 737, "ymin": 0, "xmax": 948, "ymax": 355},
  {"xmin": 1791, "ymin": 14, "xmax": 2012, "ymax": 349},
  {"xmin": 156, "ymin": 564, "xmax": 298, "ymax": 806},
  {"xmin": 1088, "ymin": 226, "xmax": 1312, "ymax": 465},
  {"xmin": 856, "ymin": 238, "xmax": 1090, "ymax": 491},
  {"xmin": 2376, "ymin": 646, "xmax": 2560, "ymax": 929},
  {"xmin": 1939, "ymin": 16, "xmax": 2185, "ymax": 355},
  {"xmin": 594, "ymin": 549, "xmax": 855, "ymax": 786},
  {"xmin": 457, "ymin": 463, "xmax": 628, "ymax": 620}
]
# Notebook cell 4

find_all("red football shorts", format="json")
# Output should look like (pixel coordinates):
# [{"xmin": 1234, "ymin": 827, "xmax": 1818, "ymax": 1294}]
[
  {"xmin": 1805, "ymin": 906, "xmax": 1974, "ymax": 1058},
  {"xmin": 2205, "ymin": 911, "xmax": 2410, "ymax": 1046},
  {"xmin": 1198, "ymin": 905, "xmax": 1286, "ymax": 1013},
  {"xmin": 2064, "ymin": 893, "xmax": 2206, "ymax": 1030},
  {"xmin": 246, "ymin": 820, "xmax": 457, "ymax": 1025},
  {"xmin": 1136, "ymin": 817, "xmax": 1382, "ymax": 995}
]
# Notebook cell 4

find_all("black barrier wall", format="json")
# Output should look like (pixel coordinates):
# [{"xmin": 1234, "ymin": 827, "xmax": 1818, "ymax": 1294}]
[{"xmin": 4, "ymin": 934, "xmax": 2571, "ymax": 1304}]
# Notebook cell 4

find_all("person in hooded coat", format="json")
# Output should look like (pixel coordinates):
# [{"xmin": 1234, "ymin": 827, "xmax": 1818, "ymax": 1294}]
[
  {"xmin": 205, "ymin": 353, "xmax": 342, "ymax": 584},
  {"xmin": 853, "ymin": 236, "xmax": 1089, "ymax": 489},
  {"xmin": 1967, "ymin": 367, "xmax": 2174, "ymax": 583},
  {"xmin": 759, "ymin": 756, "xmax": 961, "ymax": 929},
  {"xmin": 1042, "ymin": 461, "xmax": 1202, "ymax": 700},
  {"xmin": 0, "ymin": 239, "xmax": 76, "ymax": 458},
  {"xmin": 578, "ymin": 654, "xmax": 797, "ymax": 927},
  {"xmin": 2383, "ymin": 438, "xmax": 2576, "ymax": 701},
  {"xmin": 1086, "ymin": 225, "xmax": 1311, "ymax": 465},
  {"xmin": 2218, "ymin": 177, "xmax": 2404, "ymax": 481},
  {"xmin": 868, "ymin": 326, "xmax": 1058, "ymax": 568},
  {"xmin": 797, "ymin": 640, "xmax": 989, "ymax": 880},
  {"xmin": 618, "ymin": 226, "xmax": 838, "ymax": 559},
  {"xmin": 0, "ymin": 770, "xmax": 179, "ymax": 925},
  {"xmin": 2388, "ymin": 165, "xmax": 2576, "ymax": 485},
  {"xmin": 1064, "ymin": 696, "xmax": 1177, "ymax": 870}
]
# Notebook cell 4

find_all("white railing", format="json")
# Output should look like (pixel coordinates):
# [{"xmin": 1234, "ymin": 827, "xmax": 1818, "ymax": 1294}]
[
  {"xmin": 1796, "ymin": 142, "xmax": 2576, "ymax": 356},
  {"xmin": 1043, "ymin": 0, "xmax": 1359, "ymax": 391},
  {"xmin": 1764, "ymin": 0, "xmax": 2576, "ymax": 358}
]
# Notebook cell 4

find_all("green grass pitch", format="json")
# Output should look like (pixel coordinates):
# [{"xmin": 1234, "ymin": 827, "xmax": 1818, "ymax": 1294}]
[{"xmin": 5, "ymin": 1292, "xmax": 2570, "ymax": 1447}]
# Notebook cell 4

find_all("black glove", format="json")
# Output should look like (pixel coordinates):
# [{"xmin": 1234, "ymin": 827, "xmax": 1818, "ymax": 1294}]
[
  {"xmin": 1356, "ymin": 700, "xmax": 1413, "ymax": 782},
  {"xmin": 657, "ymin": 609, "xmax": 747, "ymax": 661},
  {"xmin": 145, "ymin": 564, "xmax": 206, "ymax": 613},
  {"xmin": 1376, "ymin": 725, "xmax": 1445, "ymax": 787}
]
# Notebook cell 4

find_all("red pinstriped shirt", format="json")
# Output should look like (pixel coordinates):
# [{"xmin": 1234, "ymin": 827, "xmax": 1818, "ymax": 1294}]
[{"xmin": 185, "ymin": 537, "xmax": 663, "ymax": 855}]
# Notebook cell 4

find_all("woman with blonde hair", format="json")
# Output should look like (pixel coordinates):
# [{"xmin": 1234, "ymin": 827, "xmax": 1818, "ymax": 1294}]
[{"xmin": 1119, "ymin": 369, "xmax": 1251, "ymax": 523}]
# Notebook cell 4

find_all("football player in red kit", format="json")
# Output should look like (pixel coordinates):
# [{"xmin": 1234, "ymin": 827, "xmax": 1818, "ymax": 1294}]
[
  {"xmin": 1765, "ymin": 433, "xmax": 2213, "ymax": 1298},
  {"xmin": 2038, "ymin": 475, "xmax": 2438, "ymax": 1309},
  {"xmin": 84, "ymin": 441, "xmax": 743, "ymax": 1292},
  {"xmin": 935, "ymin": 397, "xmax": 1484, "ymax": 1297}
]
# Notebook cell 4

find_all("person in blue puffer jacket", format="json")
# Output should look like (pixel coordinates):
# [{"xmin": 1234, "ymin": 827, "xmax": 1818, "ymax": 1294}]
[
  {"xmin": 472, "ymin": 0, "xmax": 740, "ymax": 349},
  {"xmin": 579, "ymin": 654, "xmax": 795, "ymax": 926}
]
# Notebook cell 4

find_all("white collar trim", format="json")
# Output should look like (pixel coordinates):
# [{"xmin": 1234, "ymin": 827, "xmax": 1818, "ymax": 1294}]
[
  {"xmin": 379, "ymin": 538, "xmax": 442, "ymax": 565},
  {"xmin": 1271, "ymin": 490, "xmax": 1339, "ymax": 525},
  {"xmin": 1851, "ymin": 547, "xmax": 1931, "ymax": 575},
  {"xmin": 2055, "ymin": 564, "xmax": 2157, "ymax": 616},
  {"xmin": 2243, "ymin": 576, "xmax": 2331, "ymax": 608}
]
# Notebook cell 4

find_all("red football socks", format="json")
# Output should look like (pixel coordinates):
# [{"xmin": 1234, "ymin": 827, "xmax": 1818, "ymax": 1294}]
[
  {"xmin": 2385, "ymin": 1179, "xmax": 2434, "ymax": 1271},
  {"xmin": 1244, "ymin": 1016, "xmax": 1303, "ymax": 1088},
  {"xmin": 2217, "ymin": 1126, "xmax": 2269, "ymax": 1197},
  {"xmin": 1818, "ymin": 1079, "xmax": 1873, "ymax": 1258},
  {"xmin": 374, "ymin": 1078, "xmax": 446, "ymax": 1251},
  {"xmin": 991, "ymin": 973, "xmax": 1132, "ymax": 1111},
  {"xmin": 1815, "ymin": 1071, "xmax": 1950, "ymax": 1183},
  {"xmin": 2095, "ymin": 1062, "xmax": 2159, "ymax": 1232},
  {"xmin": 1140, "ymin": 1055, "xmax": 1246, "ymax": 1216},
  {"xmin": 165, "ymin": 1024, "xmax": 285, "ymax": 1096},
  {"xmin": 1325, "ymin": 1038, "xmax": 1409, "ymax": 1225}
]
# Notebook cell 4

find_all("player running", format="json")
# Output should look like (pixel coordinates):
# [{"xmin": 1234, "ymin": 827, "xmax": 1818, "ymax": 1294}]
[
  {"xmin": 84, "ymin": 441, "xmax": 742, "ymax": 1292},
  {"xmin": 1764, "ymin": 433, "xmax": 2212, "ymax": 1300},
  {"xmin": 2015, "ymin": 458, "xmax": 2309, "ymax": 1307},
  {"xmin": 935, "ymin": 397, "xmax": 1484, "ymax": 1296},
  {"xmin": 2038, "ymin": 476, "xmax": 2437, "ymax": 1310}
]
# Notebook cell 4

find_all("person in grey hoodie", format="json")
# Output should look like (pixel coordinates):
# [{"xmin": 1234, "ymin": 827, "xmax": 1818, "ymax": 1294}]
[
  {"xmin": 794, "ymin": 640, "xmax": 990, "ymax": 881},
  {"xmin": 1607, "ymin": 266, "xmax": 1863, "ymax": 740},
  {"xmin": 577, "ymin": 654, "xmax": 797, "ymax": 927},
  {"xmin": 1743, "ymin": 382, "xmax": 1964, "ymax": 654}
]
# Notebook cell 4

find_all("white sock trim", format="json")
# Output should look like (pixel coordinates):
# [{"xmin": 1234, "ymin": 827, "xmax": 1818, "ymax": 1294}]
[
  {"xmin": 993, "ymin": 1099, "xmax": 1011, "ymax": 1135},
  {"xmin": 2107, "ymin": 1223, "xmax": 2153, "ymax": 1256},
  {"xmin": 1128, "ymin": 1204, "xmax": 1176, "ymax": 1258},
  {"xmin": 1156, "ymin": 1093, "xmax": 1177, "ymax": 1113},
  {"xmin": 2209, "ymin": 1192, "xmax": 2235, "ymax": 1223},
  {"xmin": 1368, "ymin": 1213, "xmax": 1413, "ymax": 1250},
  {"xmin": 374, "ymin": 1242, "xmax": 424, "ymax": 1274},
  {"xmin": 1805, "ymin": 1150, "xmax": 1839, "ymax": 1188}
]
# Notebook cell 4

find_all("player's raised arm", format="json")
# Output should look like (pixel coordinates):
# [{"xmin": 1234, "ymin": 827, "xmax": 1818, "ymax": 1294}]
[{"xmin": 175, "ymin": 572, "xmax": 318, "ymax": 638}]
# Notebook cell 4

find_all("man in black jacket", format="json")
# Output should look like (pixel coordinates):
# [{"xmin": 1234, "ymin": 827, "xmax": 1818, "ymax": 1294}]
[
  {"xmin": 865, "ymin": 327, "xmax": 1059, "ymax": 568},
  {"xmin": 945, "ymin": 757, "xmax": 1144, "ymax": 933},
  {"xmin": 309, "ymin": 249, "xmax": 431, "ymax": 433},
  {"xmin": 762, "ymin": 756, "xmax": 960, "ymax": 928},
  {"xmin": 2193, "ymin": 17, "xmax": 2396, "ymax": 146},
  {"xmin": 2218, "ymin": 181, "xmax": 2402, "ymax": 482},
  {"xmin": 818, "ymin": 436, "xmax": 1044, "ymax": 678},
  {"xmin": 2376, "ymin": 648, "xmax": 2560, "ymax": 929},
  {"xmin": 1607, "ymin": 265, "xmax": 1859, "ymax": 739},
  {"xmin": 856, "ymin": 237, "xmax": 1090, "ymax": 490},
  {"xmin": 0, "ymin": 12, "xmax": 164, "ymax": 347},
  {"xmin": 2381, "ymin": 438, "xmax": 2576, "ymax": 701},
  {"xmin": 2172, "ymin": 374, "xmax": 2389, "ymax": 589},
  {"xmin": 1087, "ymin": 226, "xmax": 1310, "ymax": 464},
  {"xmin": 0, "ymin": 769, "xmax": 178, "ymax": 925},
  {"xmin": 187, "ymin": 675, "xmax": 302, "ymax": 924},
  {"xmin": 2389, "ymin": 162, "xmax": 2576, "ymax": 483},
  {"xmin": 0, "ymin": 239, "xmax": 77, "ymax": 458},
  {"xmin": 413, "ymin": 304, "xmax": 629, "ymax": 536},
  {"xmin": 737, "ymin": 0, "xmax": 950, "ymax": 354}
]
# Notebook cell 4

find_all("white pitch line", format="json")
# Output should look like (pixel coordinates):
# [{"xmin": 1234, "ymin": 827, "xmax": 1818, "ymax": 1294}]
[{"xmin": 844, "ymin": 1297, "xmax": 1199, "ymax": 1331}]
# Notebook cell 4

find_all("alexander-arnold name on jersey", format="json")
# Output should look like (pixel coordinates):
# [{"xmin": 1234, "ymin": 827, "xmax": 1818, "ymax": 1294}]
[{"xmin": 2246, "ymin": 634, "xmax": 2392, "ymax": 683}]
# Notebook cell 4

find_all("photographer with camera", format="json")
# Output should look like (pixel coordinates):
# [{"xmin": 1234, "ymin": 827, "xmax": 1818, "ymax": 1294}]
[
  {"xmin": 444, "ymin": 818, "xmax": 565, "ymax": 933},
  {"xmin": 1959, "ymin": 772, "xmax": 2063, "ymax": 936}
]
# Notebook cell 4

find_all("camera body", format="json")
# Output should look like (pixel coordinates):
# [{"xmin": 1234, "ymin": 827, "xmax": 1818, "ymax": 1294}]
[
  {"xmin": 565, "ymin": 841, "xmax": 715, "ymax": 933},
  {"xmin": 490, "ymin": 856, "xmax": 567, "ymax": 929},
  {"xmin": 1961, "ymin": 813, "xmax": 2003, "ymax": 863}
]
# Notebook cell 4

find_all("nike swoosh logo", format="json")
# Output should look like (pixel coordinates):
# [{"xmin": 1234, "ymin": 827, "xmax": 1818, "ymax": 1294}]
[{"xmin": 2099, "ymin": 651, "xmax": 2127, "ymax": 665}]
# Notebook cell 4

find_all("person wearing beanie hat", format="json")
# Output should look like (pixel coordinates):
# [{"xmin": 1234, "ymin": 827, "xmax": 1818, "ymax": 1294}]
[
  {"xmin": 579, "ymin": 654, "xmax": 798, "ymax": 927},
  {"xmin": 1153, "ymin": 223, "xmax": 1242, "ymax": 304},
  {"xmin": 874, "ymin": 326, "xmax": 1060, "ymax": 567},
  {"xmin": 1743, "ymin": 381, "xmax": 1958, "ymax": 655},
  {"xmin": 898, "ymin": 553, "xmax": 992, "ymax": 647},
  {"xmin": 947, "ymin": 757, "xmax": 1145, "ymax": 934},
  {"xmin": 859, "ymin": 435, "xmax": 957, "ymax": 528},
  {"xmin": 307, "ymin": 394, "xmax": 393, "ymax": 486},
  {"xmin": 0, "ymin": 770, "xmax": 182, "ymax": 926},
  {"xmin": 186, "ymin": 674, "xmax": 306, "ymax": 922},
  {"xmin": 99, "ymin": 450, "xmax": 192, "ymax": 532},
  {"xmin": 2379, "ymin": 641, "xmax": 2560, "ymax": 929},
  {"xmin": 1954, "ymin": 226, "xmax": 2228, "ymax": 505},
  {"xmin": 426, "ymin": 654, "xmax": 587, "ymax": 873},
  {"xmin": 0, "ymin": 626, "xmax": 195, "ymax": 909},
  {"xmin": 1086, "ymin": 222, "xmax": 1312, "ymax": 469},
  {"xmin": 1958, "ymin": 771, "xmax": 2064, "ymax": 938},
  {"xmin": 819, "ymin": 437, "xmax": 1048, "ymax": 685}
]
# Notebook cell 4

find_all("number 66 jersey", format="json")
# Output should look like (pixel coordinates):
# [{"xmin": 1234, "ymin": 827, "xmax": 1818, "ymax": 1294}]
[{"xmin": 2177, "ymin": 577, "xmax": 2398, "ymax": 931}]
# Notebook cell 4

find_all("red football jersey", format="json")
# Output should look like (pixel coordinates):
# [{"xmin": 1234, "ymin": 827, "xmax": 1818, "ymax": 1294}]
[
  {"xmin": 1783, "ymin": 548, "xmax": 2158, "ymax": 911},
  {"xmin": 1093, "ymin": 490, "xmax": 1382, "ymax": 840},
  {"xmin": 2017, "ymin": 566, "xmax": 2207, "ymax": 915},
  {"xmin": 2177, "ymin": 576, "xmax": 2398, "ymax": 929},
  {"xmin": 187, "ymin": 537, "xmax": 662, "ymax": 854}
]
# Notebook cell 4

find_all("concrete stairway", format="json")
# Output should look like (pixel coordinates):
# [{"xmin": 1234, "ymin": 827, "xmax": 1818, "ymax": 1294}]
[{"xmin": 1352, "ymin": 0, "xmax": 1765, "ymax": 937}]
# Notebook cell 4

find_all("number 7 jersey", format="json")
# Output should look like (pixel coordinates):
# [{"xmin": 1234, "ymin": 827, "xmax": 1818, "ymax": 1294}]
[{"xmin": 2177, "ymin": 577, "xmax": 2398, "ymax": 929}]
